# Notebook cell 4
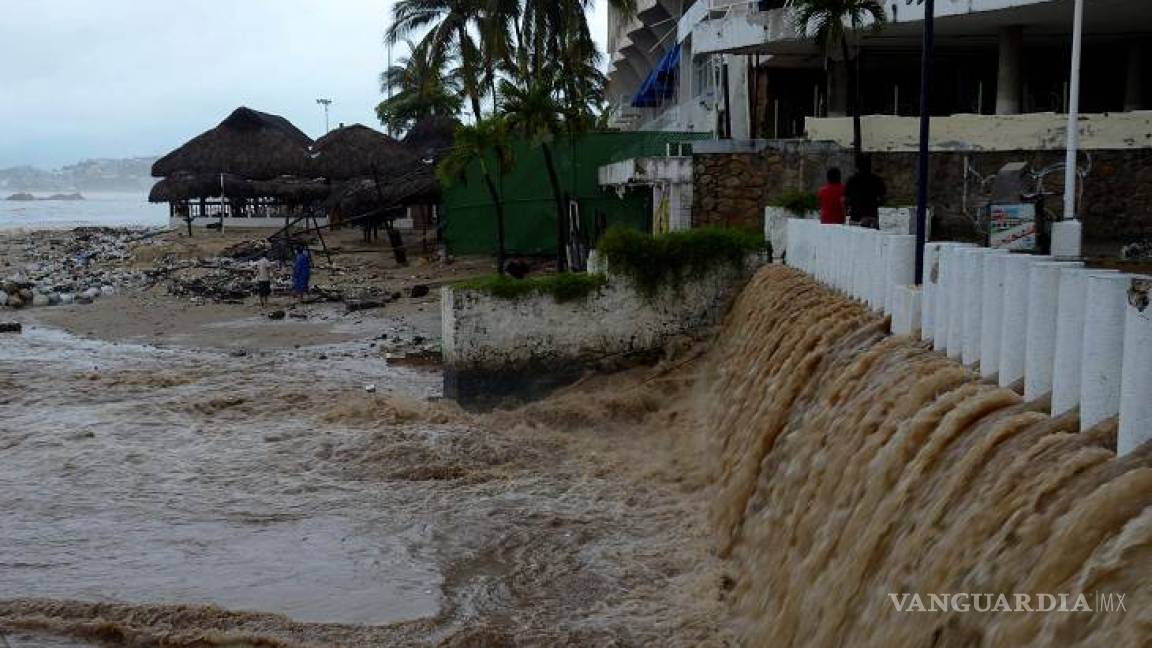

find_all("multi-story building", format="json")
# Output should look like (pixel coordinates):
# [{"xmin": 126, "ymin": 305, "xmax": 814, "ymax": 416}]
[{"xmin": 607, "ymin": 0, "xmax": 1151, "ymax": 145}]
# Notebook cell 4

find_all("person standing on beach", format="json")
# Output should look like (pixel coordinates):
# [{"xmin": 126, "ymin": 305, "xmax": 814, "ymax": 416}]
[
  {"xmin": 292, "ymin": 245, "xmax": 312, "ymax": 301},
  {"xmin": 845, "ymin": 155, "xmax": 886, "ymax": 229},
  {"xmin": 255, "ymin": 255, "xmax": 272, "ymax": 308},
  {"xmin": 818, "ymin": 167, "xmax": 846, "ymax": 225}
]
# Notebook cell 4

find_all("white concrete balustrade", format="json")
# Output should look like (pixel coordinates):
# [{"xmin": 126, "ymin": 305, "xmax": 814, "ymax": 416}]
[{"xmin": 785, "ymin": 218, "xmax": 1151, "ymax": 456}]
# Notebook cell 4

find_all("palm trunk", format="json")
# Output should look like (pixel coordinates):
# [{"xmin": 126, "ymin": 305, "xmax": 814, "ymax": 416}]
[
  {"xmin": 480, "ymin": 169, "xmax": 506, "ymax": 275},
  {"xmin": 541, "ymin": 143, "xmax": 567, "ymax": 271},
  {"xmin": 841, "ymin": 35, "xmax": 862, "ymax": 158},
  {"xmin": 459, "ymin": 26, "xmax": 484, "ymax": 121}
]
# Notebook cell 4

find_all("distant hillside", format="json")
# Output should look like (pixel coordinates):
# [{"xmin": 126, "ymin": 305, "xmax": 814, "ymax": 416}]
[{"xmin": 0, "ymin": 157, "xmax": 158, "ymax": 193}]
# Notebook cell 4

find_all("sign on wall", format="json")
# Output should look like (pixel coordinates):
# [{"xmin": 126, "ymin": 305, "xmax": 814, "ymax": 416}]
[{"xmin": 989, "ymin": 203, "xmax": 1037, "ymax": 250}]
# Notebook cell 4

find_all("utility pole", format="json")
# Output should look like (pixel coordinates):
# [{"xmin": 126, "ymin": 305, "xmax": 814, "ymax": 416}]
[
  {"xmin": 913, "ymin": 0, "xmax": 934, "ymax": 284},
  {"xmin": 1053, "ymin": 0, "xmax": 1085, "ymax": 258},
  {"xmin": 316, "ymin": 98, "xmax": 333, "ymax": 133}
]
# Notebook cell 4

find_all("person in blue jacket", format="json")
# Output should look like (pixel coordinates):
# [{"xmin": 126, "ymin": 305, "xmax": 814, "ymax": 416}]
[{"xmin": 292, "ymin": 245, "xmax": 312, "ymax": 301}]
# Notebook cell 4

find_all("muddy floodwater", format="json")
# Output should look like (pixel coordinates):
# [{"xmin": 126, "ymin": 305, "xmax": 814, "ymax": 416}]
[{"xmin": 0, "ymin": 323, "xmax": 732, "ymax": 646}]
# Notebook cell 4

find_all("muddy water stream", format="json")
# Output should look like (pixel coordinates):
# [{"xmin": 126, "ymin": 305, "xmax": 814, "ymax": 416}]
[
  {"xmin": 1, "ymin": 329, "xmax": 442, "ymax": 623},
  {"xmin": 0, "ymin": 324, "xmax": 730, "ymax": 646}
]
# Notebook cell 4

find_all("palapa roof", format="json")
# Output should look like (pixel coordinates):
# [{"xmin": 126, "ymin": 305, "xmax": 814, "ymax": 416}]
[
  {"xmin": 328, "ymin": 164, "xmax": 440, "ymax": 219},
  {"xmin": 148, "ymin": 172, "xmax": 331, "ymax": 204},
  {"xmin": 309, "ymin": 124, "xmax": 416, "ymax": 181},
  {"xmin": 148, "ymin": 172, "xmax": 256, "ymax": 202},
  {"xmin": 402, "ymin": 116, "xmax": 458, "ymax": 160},
  {"xmin": 152, "ymin": 107, "xmax": 314, "ymax": 180}
]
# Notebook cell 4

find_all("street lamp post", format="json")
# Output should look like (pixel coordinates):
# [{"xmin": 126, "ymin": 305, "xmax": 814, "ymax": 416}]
[
  {"xmin": 913, "ymin": 0, "xmax": 934, "ymax": 284},
  {"xmin": 316, "ymin": 98, "xmax": 333, "ymax": 133},
  {"xmin": 1053, "ymin": 0, "xmax": 1085, "ymax": 258}
]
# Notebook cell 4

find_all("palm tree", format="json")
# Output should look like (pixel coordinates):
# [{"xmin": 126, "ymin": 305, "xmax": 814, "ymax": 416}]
[
  {"xmin": 437, "ymin": 117, "xmax": 513, "ymax": 273},
  {"xmin": 792, "ymin": 0, "xmax": 886, "ymax": 157},
  {"xmin": 376, "ymin": 39, "xmax": 463, "ymax": 136},
  {"xmin": 387, "ymin": 0, "xmax": 487, "ymax": 120},
  {"xmin": 500, "ymin": 77, "xmax": 569, "ymax": 269}
]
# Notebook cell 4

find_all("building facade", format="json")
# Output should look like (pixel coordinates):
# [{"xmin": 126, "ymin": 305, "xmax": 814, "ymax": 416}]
[{"xmin": 607, "ymin": 0, "xmax": 1152, "ymax": 148}]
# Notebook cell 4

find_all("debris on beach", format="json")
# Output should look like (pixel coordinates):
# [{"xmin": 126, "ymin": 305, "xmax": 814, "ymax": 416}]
[{"xmin": 0, "ymin": 322, "xmax": 22, "ymax": 333}]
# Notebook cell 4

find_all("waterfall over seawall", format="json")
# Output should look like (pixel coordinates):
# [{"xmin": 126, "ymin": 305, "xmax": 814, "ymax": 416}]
[{"xmin": 694, "ymin": 265, "xmax": 1151, "ymax": 647}]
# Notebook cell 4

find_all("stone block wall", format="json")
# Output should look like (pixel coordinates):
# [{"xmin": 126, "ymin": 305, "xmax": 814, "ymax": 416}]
[{"xmin": 693, "ymin": 143, "xmax": 1152, "ymax": 245}]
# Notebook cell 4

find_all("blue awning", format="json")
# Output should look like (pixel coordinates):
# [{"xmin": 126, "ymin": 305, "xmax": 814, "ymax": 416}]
[{"xmin": 631, "ymin": 44, "xmax": 681, "ymax": 108}]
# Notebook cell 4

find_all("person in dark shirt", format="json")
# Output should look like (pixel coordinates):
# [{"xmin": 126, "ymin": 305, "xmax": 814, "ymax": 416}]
[
  {"xmin": 818, "ymin": 167, "xmax": 846, "ymax": 225},
  {"xmin": 845, "ymin": 154, "xmax": 886, "ymax": 229}
]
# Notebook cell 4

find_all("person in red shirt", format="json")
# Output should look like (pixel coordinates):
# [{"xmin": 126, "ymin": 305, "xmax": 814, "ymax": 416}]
[{"xmin": 818, "ymin": 167, "xmax": 846, "ymax": 225}]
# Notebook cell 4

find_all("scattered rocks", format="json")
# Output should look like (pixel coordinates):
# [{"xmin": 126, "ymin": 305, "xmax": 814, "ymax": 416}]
[
  {"xmin": 409, "ymin": 284, "xmax": 430, "ymax": 298},
  {"xmin": 0, "ymin": 322, "xmax": 22, "ymax": 333},
  {"xmin": 267, "ymin": 310, "xmax": 286, "ymax": 320},
  {"xmin": 229, "ymin": 349, "xmax": 248, "ymax": 358}
]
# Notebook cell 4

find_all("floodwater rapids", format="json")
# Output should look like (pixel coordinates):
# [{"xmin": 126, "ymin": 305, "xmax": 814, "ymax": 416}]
[
  {"xmin": 1, "ymin": 264, "xmax": 1148, "ymax": 646},
  {"xmin": 691, "ymin": 266, "xmax": 1151, "ymax": 646}
]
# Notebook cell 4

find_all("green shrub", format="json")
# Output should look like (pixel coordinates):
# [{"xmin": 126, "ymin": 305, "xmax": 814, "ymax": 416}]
[
  {"xmin": 454, "ymin": 272, "xmax": 608, "ymax": 303},
  {"xmin": 774, "ymin": 190, "xmax": 819, "ymax": 216},
  {"xmin": 595, "ymin": 226, "xmax": 763, "ymax": 298}
]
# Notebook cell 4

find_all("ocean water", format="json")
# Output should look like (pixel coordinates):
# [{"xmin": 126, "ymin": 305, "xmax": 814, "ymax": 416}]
[{"xmin": 0, "ymin": 192, "xmax": 167, "ymax": 230}]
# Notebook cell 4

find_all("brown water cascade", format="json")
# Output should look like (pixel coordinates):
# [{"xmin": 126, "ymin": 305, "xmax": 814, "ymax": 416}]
[{"xmin": 693, "ymin": 265, "xmax": 1151, "ymax": 646}]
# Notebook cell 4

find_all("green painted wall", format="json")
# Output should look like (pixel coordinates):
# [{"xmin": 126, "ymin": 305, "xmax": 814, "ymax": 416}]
[{"xmin": 442, "ymin": 131, "xmax": 707, "ymax": 256}]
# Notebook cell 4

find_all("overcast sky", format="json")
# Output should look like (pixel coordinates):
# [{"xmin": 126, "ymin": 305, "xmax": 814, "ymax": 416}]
[{"xmin": 0, "ymin": 1, "xmax": 610, "ymax": 169}]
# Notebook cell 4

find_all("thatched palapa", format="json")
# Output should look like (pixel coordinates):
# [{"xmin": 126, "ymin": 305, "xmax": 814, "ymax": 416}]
[
  {"xmin": 310, "ymin": 124, "xmax": 415, "ymax": 180},
  {"xmin": 148, "ymin": 172, "xmax": 257, "ymax": 202},
  {"xmin": 402, "ymin": 116, "xmax": 458, "ymax": 160},
  {"xmin": 328, "ymin": 166, "xmax": 440, "ymax": 219},
  {"xmin": 152, "ymin": 107, "xmax": 314, "ymax": 180}
]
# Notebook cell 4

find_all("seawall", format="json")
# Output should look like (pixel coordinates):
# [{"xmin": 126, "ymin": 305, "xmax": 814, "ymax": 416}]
[
  {"xmin": 694, "ymin": 265, "xmax": 1151, "ymax": 646},
  {"xmin": 441, "ymin": 262, "xmax": 756, "ymax": 407}
]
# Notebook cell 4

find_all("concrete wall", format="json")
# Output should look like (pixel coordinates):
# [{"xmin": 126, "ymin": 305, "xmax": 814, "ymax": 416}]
[
  {"xmin": 786, "ymin": 219, "xmax": 1151, "ymax": 456},
  {"xmin": 807, "ymin": 112, "xmax": 1152, "ymax": 152},
  {"xmin": 693, "ymin": 143, "xmax": 1152, "ymax": 242},
  {"xmin": 441, "ymin": 261, "xmax": 756, "ymax": 404}
]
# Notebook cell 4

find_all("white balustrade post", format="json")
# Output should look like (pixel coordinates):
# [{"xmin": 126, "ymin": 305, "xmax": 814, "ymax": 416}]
[
  {"xmin": 1052, "ymin": 267, "xmax": 1118, "ymax": 416},
  {"xmin": 960, "ymin": 248, "xmax": 991, "ymax": 366},
  {"xmin": 1024, "ymin": 261, "xmax": 1083, "ymax": 400},
  {"xmin": 1080, "ymin": 273, "xmax": 1134, "ymax": 431},
  {"xmin": 1119, "ymin": 276, "xmax": 1152, "ymax": 455},
  {"xmin": 870, "ymin": 233, "xmax": 889, "ymax": 312},
  {"xmin": 885, "ymin": 235, "xmax": 916, "ymax": 316},
  {"xmin": 978, "ymin": 250, "xmax": 1011, "ymax": 379},
  {"xmin": 921, "ymin": 242, "xmax": 945, "ymax": 342},
  {"xmin": 998, "ymin": 254, "xmax": 1051, "ymax": 388},
  {"xmin": 945, "ymin": 245, "xmax": 975, "ymax": 360}
]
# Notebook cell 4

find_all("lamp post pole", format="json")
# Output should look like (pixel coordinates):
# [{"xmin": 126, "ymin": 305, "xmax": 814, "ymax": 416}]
[
  {"xmin": 1054, "ymin": 0, "xmax": 1085, "ymax": 258},
  {"xmin": 914, "ymin": 0, "xmax": 935, "ymax": 284},
  {"xmin": 316, "ymin": 98, "xmax": 333, "ymax": 133}
]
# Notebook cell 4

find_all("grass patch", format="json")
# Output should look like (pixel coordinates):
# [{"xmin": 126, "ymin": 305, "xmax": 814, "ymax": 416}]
[
  {"xmin": 454, "ymin": 272, "xmax": 608, "ymax": 303},
  {"xmin": 773, "ymin": 190, "xmax": 819, "ymax": 216},
  {"xmin": 595, "ymin": 226, "xmax": 763, "ymax": 298}
]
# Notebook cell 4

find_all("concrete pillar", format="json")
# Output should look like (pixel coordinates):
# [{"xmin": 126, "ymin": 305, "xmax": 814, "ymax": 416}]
[
  {"xmin": 921, "ymin": 243, "xmax": 945, "ymax": 342},
  {"xmin": 1125, "ymin": 41, "xmax": 1144, "ymax": 112},
  {"xmin": 945, "ymin": 245, "xmax": 973, "ymax": 360},
  {"xmin": 979, "ymin": 251, "xmax": 1011, "ymax": 379},
  {"xmin": 1052, "ymin": 267, "xmax": 1119, "ymax": 416},
  {"xmin": 996, "ymin": 26, "xmax": 1024, "ymax": 115},
  {"xmin": 1119, "ymin": 276, "xmax": 1152, "ymax": 455},
  {"xmin": 960, "ymin": 248, "xmax": 991, "ymax": 366},
  {"xmin": 871, "ymin": 233, "xmax": 891, "ymax": 312},
  {"xmin": 934, "ymin": 243, "xmax": 973, "ymax": 353},
  {"xmin": 892, "ymin": 286, "xmax": 922, "ymax": 336},
  {"xmin": 1024, "ymin": 261, "xmax": 1083, "ymax": 400},
  {"xmin": 1081, "ymin": 273, "xmax": 1135, "ymax": 431},
  {"xmin": 852, "ymin": 229, "xmax": 871, "ymax": 303},
  {"xmin": 885, "ymin": 235, "xmax": 916, "ymax": 316},
  {"xmin": 1051, "ymin": 220, "xmax": 1083, "ymax": 260},
  {"xmin": 999, "ymin": 254, "xmax": 1052, "ymax": 388}
]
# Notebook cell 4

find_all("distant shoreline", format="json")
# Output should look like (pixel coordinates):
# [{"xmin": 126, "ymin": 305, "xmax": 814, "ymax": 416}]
[{"xmin": 5, "ymin": 191, "xmax": 85, "ymax": 202}]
